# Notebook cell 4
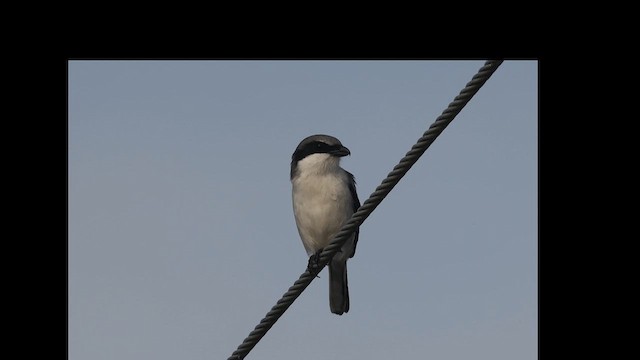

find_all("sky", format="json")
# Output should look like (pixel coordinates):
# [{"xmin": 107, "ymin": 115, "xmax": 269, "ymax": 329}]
[{"xmin": 68, "ymin": 60, "xmax": 537, "ymax": 360}]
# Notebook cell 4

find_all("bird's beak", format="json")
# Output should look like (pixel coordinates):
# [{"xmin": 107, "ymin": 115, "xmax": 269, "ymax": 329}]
[{"xmin": 330, "ymin": 145, "xmax": 351, "ymax": 157}]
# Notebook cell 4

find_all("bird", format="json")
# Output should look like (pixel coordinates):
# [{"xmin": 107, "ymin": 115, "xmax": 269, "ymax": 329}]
[{"xmin": 290, "ymin": 134, "xmax": 360, "ymax": 315}]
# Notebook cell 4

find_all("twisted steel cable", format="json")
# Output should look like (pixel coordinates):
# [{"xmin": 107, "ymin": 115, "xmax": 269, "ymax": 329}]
[{"xmin": 228, "ymin": 60, "xmax": 503, "ymax": 360}]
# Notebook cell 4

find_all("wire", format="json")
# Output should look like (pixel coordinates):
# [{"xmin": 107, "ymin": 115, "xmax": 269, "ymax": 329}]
[{"xmin": 227, "ymin": 60, "xmax": 504, "ymax": 360}]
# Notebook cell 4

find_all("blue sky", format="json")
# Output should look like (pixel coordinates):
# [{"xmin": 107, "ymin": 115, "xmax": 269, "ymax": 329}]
[{"xmin": 68, "ymin": 60, "xmax": 537, "ymax": 360}]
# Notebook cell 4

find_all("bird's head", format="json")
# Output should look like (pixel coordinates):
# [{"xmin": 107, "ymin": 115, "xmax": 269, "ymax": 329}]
[{"xmin": 290, "ymin": 134, "xmax": 351, "ymax": 179}]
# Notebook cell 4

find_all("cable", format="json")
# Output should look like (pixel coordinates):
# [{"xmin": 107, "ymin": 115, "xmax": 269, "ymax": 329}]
[{"xmin": 227, "ymin": 60, "xmax": 503, "ymax": 360}]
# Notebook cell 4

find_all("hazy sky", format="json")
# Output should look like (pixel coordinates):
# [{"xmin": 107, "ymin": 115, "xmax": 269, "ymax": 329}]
[{"xmin": 68, "ymin": 60, "xmax": 537, "ymax": 360}]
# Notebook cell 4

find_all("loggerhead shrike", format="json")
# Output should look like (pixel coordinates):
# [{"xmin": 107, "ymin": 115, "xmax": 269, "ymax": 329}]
[{"xmin": 291, "ymin": 134, "xmax": 361, "ymax": 315}]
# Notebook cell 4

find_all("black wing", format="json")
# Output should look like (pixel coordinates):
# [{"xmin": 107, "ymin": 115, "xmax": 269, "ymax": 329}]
[{"xmin": 346, "ymin": 171, "xmax": 361, "ymax": 258}]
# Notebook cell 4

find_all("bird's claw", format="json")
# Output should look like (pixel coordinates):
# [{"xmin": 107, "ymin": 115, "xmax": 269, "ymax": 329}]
[{"xmin": 307, "ymin": 249, "xmax": 323, "ymax": 278}]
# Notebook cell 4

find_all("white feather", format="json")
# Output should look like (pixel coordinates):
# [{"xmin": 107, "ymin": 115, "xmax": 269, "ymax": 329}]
[{"xmin": 291, "ymin": 153, "xmax": 355, "ymax": 257}]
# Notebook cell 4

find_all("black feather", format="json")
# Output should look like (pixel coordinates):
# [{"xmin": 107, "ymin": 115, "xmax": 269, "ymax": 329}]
[{"xmin": 345, "ymin": 170, "xmax": 361, "ymax": 258}]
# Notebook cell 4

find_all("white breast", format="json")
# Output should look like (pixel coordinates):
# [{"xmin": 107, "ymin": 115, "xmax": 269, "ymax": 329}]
[{"xmin": 292, "ymin": 154, "xmax": 353, "ymax": 255}]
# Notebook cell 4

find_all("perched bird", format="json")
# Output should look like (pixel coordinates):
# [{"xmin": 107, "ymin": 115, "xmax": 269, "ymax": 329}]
[{"xmin": 290, "ymin": 134, "xmax": 360, "ymax": 315}]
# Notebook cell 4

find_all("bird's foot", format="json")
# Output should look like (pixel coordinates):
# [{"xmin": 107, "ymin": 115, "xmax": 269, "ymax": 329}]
[{"xmin": 307, "ymin": 249, "xmax": 323, "ymax": 278}]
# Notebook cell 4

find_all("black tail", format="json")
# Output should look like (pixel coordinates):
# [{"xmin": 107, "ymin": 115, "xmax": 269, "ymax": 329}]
[{"xmin": 328, "ymin": 259, "xmax": 349, "ymax": 315}]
